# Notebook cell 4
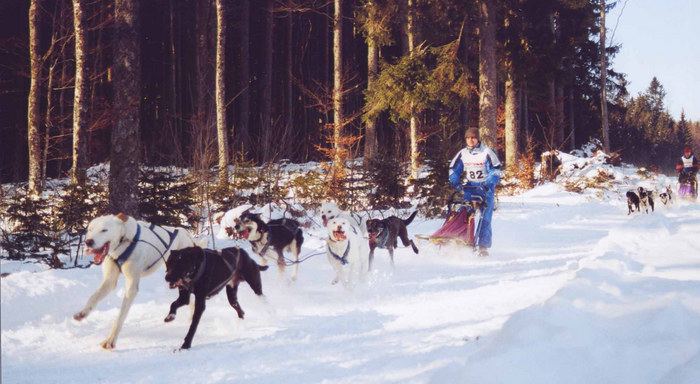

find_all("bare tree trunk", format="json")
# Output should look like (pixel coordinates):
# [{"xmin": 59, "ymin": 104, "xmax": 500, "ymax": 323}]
[
  {"xmin": 407, "ymin": 0, "xmax": 420, "ymax": 180},
  {"xmin": 168, "ymin": 0, "xmax": 181, "ymax": 163},
  {"xmin": 44, "ymin": 58, "xmax": 56, "ymax": 189},
  {"xmin": 57, "ymin": 28, "xmax": 69, "ymax": 177},
  {"xmin": 459, "ymin": 17, "xmax": 469, "ymax": 130},
  {"xmin": 109, "ymin": 0, "xmax": 141, "ymax": 216},
  {"xmin": 478, "ymin": 0, "xmax": 497, "ymax": 149},
  {"xmin": 550, "ymin": 12, "xmax": 564, "ymax": 147},
  {"xmin": 547, "ymin": 78, "xmax": 556, "ymax": 146},
  {"xmin": 284, "ymin": 9, "xmax": 293, "ymax": 160},
  {"xmin": 28, "ymin": 0, "xmax": 42, "ymax": 195},
  {"xmin": 556, "ymin": 84, "xmax": 564, "ymax": 146},
  {"xmin": 600, "ymin": 0, "xmax": 610, "ymax": 152},
  {"xmin": 215, "ymin": 0, "xmax": 228, "ymax": 185},
  {"xmin": 72, "ymin": 0, "xmax": 89, "ymax": 186},
  {"xmin": 364, "ymin": 32, "xmax": 378, "ymax": 163},
  {"xmin": 261, "ymin": 0, "xmax": 273, "ymax": 163},
  {"xmin": 569, "ymin": 86, "xmax": 576, "ymax": 151},
  {"xmin": 332, "ymin": 0, "xmax": 344, "ymax": 166},
  {"xmin": 237, "ymin": 0, "xmax": 250, "ymax": 156},
  {"xmin": 523, "ymin": 82, "xmax": 529, "ymax": 135},
  {"xmin": 505, "ymin": 63, "xmax": 520, "ymax": 171}
]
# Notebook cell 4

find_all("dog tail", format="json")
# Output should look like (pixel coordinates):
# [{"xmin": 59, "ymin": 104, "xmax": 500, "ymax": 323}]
[
  {"xmin": 258, "ymin": 265, "xmax": 269, "ymax": 272},
  {"xmin": 403, "ymin": 211, "xmax": 418, "ymax": 226}
]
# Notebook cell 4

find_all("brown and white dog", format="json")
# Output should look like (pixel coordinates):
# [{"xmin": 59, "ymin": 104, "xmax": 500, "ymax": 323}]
[
  {"xmin": 233, "ymin": 213, "xmax": 304, "ymax": 281},
  {"xmin": 638, "ymin": 186, "xmax": 654, "ymax": 213},
  {"xmin": 164, "ymin": 246, "xmax": 267, "ymax": 350},
  {"xmin": 73, "ymin": 213, "xmax": 200, "ymax": 350},
  {"xmin": 325, "ymin": 217, "xmax": 369, "ymax": 287}
]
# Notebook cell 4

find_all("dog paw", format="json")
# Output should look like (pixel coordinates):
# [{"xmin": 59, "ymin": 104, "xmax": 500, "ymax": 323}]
[
  {"xmin": 164, "ymin": 314, "xmax": 176, "ymax": 323},
  {"xmin": 100, "ymin": 339, "xmax": 115, "ymax": 350},
  {"xmin": 331, "ymin": 278, "xmax": 339, "ymax": 285},
  {"xmin": 73, "ymin": 312, "xmax": 87, "ymax": 321}
]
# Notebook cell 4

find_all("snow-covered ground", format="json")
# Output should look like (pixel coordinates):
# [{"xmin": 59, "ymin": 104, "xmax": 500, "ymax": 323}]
[{"xmin": 3, "ymin": 151, "xmax": 700, "ymax": 383}]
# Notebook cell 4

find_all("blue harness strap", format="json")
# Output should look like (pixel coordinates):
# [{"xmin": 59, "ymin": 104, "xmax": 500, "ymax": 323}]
[
  {"xmin": 115, "ymin": 224, "xmax": 141, "ymax": 269},
  {"xmin": 327, "ymin": 240, "xmax": 350, "ymax": 265},
  {"xmin": 114, "ymin": 223, "xmax": 180, "ymax": 271},
  {"xmin": 148, "ymin": 224, "xmax": 179, "ymax": 250}
]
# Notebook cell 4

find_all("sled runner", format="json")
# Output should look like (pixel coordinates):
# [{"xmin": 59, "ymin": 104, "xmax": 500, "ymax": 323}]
[
  {"xmin": 678, "ymin": 171, "xmax": 698, "ymax": 200},
  {"xmin": 416, "ymin": 188, "xmax": 486, "ymax": 250}
]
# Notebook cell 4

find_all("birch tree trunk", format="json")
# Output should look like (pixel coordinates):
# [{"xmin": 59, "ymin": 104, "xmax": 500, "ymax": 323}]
[
  {"xmin": 332, "ymin": 0, "xmax": 344, "ymax": 166},
  {"xmin": 72, "ymin": 0, "xmax": 89, "ymax": 186},
  {"xmin": 215, "ymin": 0, "xmax": 228, "ymax": 185},
  {"xmin": 600, "ymin": 0, "xmax": 610, "ymax": 152},
  {"xmin": 28, "ymin": 0, "xmax": 42, "ymax": 195},
  {"xmin": 407, "ymin": 0, "xmax": 420, "ymax": 180},
  {"xmin": 109, "ymin": 0, "xmax": 141, "ymax": 216},
  {"xmin": 478, "ymin": 0, "xmax": 497, "ymax": 149}
]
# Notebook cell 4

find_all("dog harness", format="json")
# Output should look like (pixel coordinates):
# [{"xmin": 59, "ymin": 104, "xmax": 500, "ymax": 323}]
[
  {"xmin": 327, "ymin": 240, "xmax": 350, "ymax": 265},
  {"xmin": 114, "ymin": 223, "xmax": 180, "ymax": 271},
  {"xmin": 373, "ymin": 227, "xmax": 390, "ymax": 249},
  {"xmin": 114, "ymin": 225, "xmax": 141, "ymax": 269},
  {"xmin": 185, "ymin": 249, "xmax": 237, "ymax": 298}
]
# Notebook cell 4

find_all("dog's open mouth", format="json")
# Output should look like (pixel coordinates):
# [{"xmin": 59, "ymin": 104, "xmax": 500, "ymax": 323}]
[
  {"xmin": 333, "ymin": 230, "xmax": 347, "ymax": 241},
  {"xmin": 239, "ymin": 229, "xmax": 250, "ymax": 239},
  {"xmin": 87, "ymin": 242, "xmax": 110, "ymax": 265}
]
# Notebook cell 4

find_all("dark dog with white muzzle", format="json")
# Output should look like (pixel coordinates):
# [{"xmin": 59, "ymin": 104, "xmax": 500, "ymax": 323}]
[{"xmin": 164, "ymin": 246, "xmax": 267, "ymax": 349}]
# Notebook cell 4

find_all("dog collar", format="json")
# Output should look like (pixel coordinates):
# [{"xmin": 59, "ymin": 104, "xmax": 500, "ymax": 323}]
[
  {"xmin": 327, "ymin": 240, "xmax": 350, "ymax": 265},
  {"xmin": 115, "ymin": 224, "xmax": 141, "ymax": 269}
]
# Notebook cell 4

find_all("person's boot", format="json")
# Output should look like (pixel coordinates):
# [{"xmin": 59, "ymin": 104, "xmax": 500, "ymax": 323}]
[{"xmin": 474, "ymin": 246, "xmax": 489, "ymax": 257}]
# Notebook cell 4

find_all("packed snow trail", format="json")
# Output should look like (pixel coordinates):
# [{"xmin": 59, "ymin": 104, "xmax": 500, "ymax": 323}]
[{"xmin": 4, "ymin": 180, "xmax": 700, "ymax": 383}]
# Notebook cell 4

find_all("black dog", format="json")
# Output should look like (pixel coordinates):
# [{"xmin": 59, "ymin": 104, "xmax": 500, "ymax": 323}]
[
  {"xmin": 637, "ymin": 186, "xmax": 654, "ymax": 213},
  {"xmin": 626, "ymin": 190, "xmax": 640, "ymax": 215},
  {"xmin": 164, "ymin": 246, "xmax": 268, "ymax": 349},
  {"xmin": 366, "ymin": 211, "xmax": 419, "ymax": 270},
  {"xmin": 234, "ymin": 213, "xmax": 304, "ymax": 280}
]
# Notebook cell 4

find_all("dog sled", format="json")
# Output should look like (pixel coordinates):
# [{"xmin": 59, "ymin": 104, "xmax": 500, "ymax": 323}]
[
  {"xmin": 678, "ymin": 171, "xmax": 698, "ymax": 200},
  {"xmin": 416, "ymin": 187, "xmax": 486, "ymax": 249}
]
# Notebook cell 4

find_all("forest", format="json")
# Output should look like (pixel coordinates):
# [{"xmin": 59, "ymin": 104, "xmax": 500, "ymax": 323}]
[{"xmin": 1, "ymin": 0, "xmax": 699, "ymax": 205}]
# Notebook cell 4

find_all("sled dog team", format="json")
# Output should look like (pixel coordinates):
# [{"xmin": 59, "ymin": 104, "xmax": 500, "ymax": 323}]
[
  {"xmin": 626, "ymin": 185, "xmax": 675, "ymax": 215},
  {"xmin": 74, "ymin": 202, "xmax": 419, "ymax": 350}
]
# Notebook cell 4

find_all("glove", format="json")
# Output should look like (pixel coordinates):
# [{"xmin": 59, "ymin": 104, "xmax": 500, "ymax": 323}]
[{"xmin": 466, "ymin": 180, "xmax": 487, "ymax": 192}]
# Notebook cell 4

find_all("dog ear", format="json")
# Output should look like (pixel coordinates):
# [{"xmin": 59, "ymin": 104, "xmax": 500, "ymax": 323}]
[{"xmin": 116, "ymin": 213, "xmax": 129, "ymax": 222}]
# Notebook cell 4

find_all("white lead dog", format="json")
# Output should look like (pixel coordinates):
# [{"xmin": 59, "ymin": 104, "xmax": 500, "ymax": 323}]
[
  {"xmin": 73, "ymin": 213, "xmax": 200, "ymax": 350},
  {"xmin": 320, "ymin": 201, "xmax": 368, "ymax": 237},
  {"xmin": 325, "ymin": 217, "xmax": 369, "ymax": 287}
]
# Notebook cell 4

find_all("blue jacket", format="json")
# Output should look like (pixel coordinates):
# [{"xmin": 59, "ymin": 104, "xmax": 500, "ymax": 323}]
[{"xmin": 449, "ymin": 142, "xmax": 502, "ymax": 191}]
